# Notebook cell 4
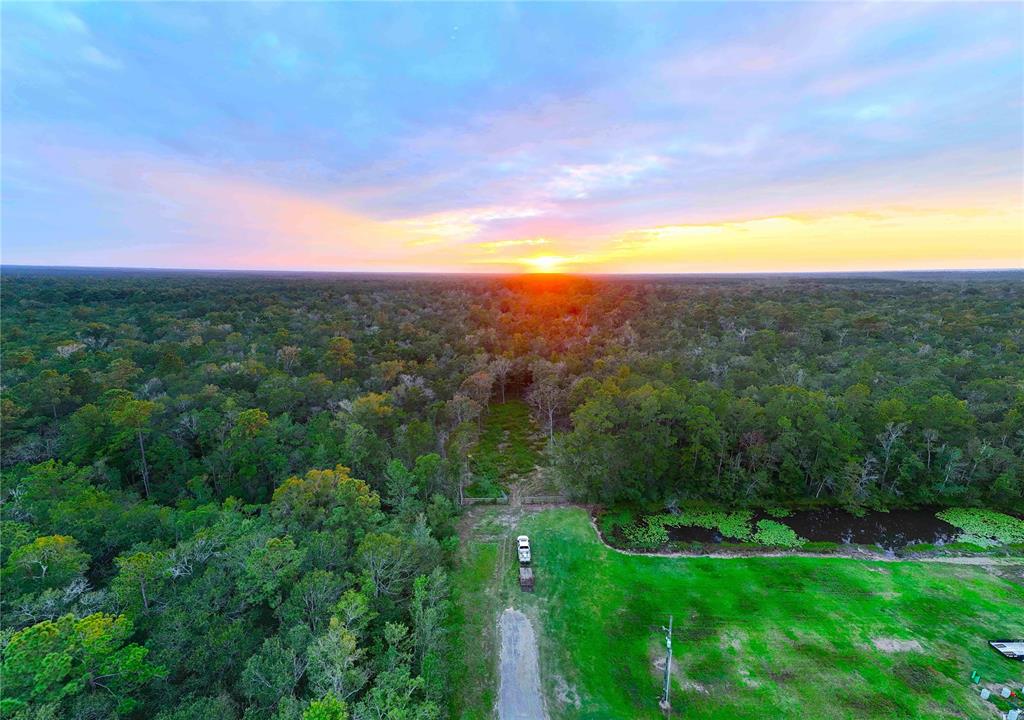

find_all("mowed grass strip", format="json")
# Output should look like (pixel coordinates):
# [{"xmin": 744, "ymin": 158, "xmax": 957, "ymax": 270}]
[
  {"xmin": 450, "ymin": 541, "xmax": 500, "ymax": 720},
  {"xmin": 517, "ymin": 508, "xmax": 1024, "ymax": 720}
]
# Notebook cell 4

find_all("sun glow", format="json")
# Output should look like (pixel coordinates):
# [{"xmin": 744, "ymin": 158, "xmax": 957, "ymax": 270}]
[{"xmin": 520, "ymin": 255, "xmax": 570, "ymax": 273}]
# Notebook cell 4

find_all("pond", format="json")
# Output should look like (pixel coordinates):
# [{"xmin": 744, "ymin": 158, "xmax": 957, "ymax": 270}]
[{"xmin": 665, "ymin": 507, "xmax": 962, "ymax": 550}]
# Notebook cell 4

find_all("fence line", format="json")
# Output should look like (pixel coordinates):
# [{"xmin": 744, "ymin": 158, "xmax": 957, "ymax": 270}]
[
  {"xmin": 521, "ymin": 495, "xmax": 569, "ymax": 505},
  {"xmin": 460, "ymin": 495, "xmax": 510, "ymax": 506}
]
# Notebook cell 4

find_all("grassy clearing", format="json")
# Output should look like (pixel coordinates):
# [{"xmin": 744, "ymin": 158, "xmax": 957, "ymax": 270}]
[
  {"xmin": 501, "ymin": 508, "xmax": 1023, "ymax": 719},
  {"xmin": 466, "ymin": 401, "xmax": 544, "ymax": 498}
]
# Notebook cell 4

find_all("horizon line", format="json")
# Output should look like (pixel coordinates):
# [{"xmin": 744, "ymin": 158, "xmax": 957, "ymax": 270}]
[{"xmin": 4, "ymin": 262, "xmax": 1019, "ymax": 278}]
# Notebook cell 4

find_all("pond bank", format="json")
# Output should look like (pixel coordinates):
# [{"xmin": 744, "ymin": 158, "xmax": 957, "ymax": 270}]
[{"xmin": 589, "ymin": 512, "xmax": 1024, "ymax": 564}]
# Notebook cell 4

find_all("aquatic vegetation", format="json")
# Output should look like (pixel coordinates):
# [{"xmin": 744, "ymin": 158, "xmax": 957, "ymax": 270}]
[
  {"xmin": 751, "ymin": 519, "xmax": 806, "ymax": 548},
  {"xmin": 936, "ymin": 508, "xmax": 1024, "ymax": 546},
  {"xmin": 621, "ymin": 509, "xmax": 756, "ymax": 548},
  {"xmin": 622, "ymin": 521, "xmax": 668, "ymax": 548}
]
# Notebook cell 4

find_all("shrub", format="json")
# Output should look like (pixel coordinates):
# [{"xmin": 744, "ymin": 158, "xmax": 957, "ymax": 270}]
[
  {"xmin": 599, "ymin": 507, "xmax": 636, "ymax": 539},
  {"xmin": 957, "ymin": 534, "xmax": 999, "ymax": 548},
  {"xmin": 464, "ymin": 476, "xmax": 504, "ymax": 499}
]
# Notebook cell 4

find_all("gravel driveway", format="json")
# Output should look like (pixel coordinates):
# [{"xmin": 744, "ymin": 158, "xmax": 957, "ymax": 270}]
[{"xmin": 497, "ymin": 608, "xmax": 548, "ymax": 720}]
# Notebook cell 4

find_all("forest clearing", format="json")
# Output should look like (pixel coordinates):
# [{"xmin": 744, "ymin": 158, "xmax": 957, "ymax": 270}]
[{"xmin": 452, "ymin": 506, "xmax": 1024, "ymax": 720}]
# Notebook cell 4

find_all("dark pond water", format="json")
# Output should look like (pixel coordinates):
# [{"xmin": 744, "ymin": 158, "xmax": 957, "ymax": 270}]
[{"xmin": 666, "ymin": 507, "xmax": 961, "ymax": 550}]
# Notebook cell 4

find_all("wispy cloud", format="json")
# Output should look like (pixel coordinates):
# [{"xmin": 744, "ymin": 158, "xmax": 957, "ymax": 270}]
[
  {"xmin": 396, "ymin": 206, "xmax": 546, "ymax": 245},
  {"xmin": 809, "ymin": 38, "xmax": 1017, "ymax": 97},
  {"xmin": 81, "ymin": 45, "xmax": 123, "ymax": 70},
  {"xmin": 471, "ymin": 237, "xmax": 551, "ymax": 251},
  {"xmin": 545, "ymin": 155, "xmax": 667, "ymax": 199}
]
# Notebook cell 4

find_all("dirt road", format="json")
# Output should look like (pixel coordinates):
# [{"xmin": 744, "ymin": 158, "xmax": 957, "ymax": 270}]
[{"xmin": 497, "ymin": 608, "xmax": 548, "ymax": 720}]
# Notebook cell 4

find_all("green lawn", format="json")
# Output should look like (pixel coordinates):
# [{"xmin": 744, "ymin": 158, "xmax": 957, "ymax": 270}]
[{"xmin": 454, "ymin": 507, "xmax": 1024, "ymax": 720}]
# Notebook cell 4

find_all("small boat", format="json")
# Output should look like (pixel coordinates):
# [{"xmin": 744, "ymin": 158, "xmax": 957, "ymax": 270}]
[{"xmin": 989, "ymin": 640, "xmax": 1024, "ymax": 661}]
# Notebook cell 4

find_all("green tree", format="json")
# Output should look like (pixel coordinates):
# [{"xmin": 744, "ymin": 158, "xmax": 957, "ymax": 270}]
[
  {"xmin": 28, "ymin": 369, "xmax": 72, "ymax": 420},
  {"xmin": 271, "ymin": 465, "xmax": 381, "ymax": 534},
  {"xmin": 278, "ymin": 570, "xmax": 346, "ymax": 635},
  {"xmin": 5, "ymin": 535, "xmax": 90, "ymax": 593},
  {"xmin": 64, "ymin": 403, "xmax": 111, "ymax": 466},
  {"xmin": 104, "ymin": 357, "xmax": 142, "ymax": 389},
  {"xmin": 240, "ymin": 536, "xmax": 306, "ymax": 608},
  {"xmin": 324, "ymin": 336, "xmax": 355, "ymax": 380},
  {"xmin": 241, "ymin": 635, "xmax": 302, "ymax": 709},
  {"xmin": 105, "ymin": 390, "xmax": 158, "ymax": 498},
  {"xmin": 354, "ymin": 665, "xmax": 438, "ymax": 720},
  {"xmin": 411, "ymin": 569, "xmax": 450, "ymax": 702},
  {"xmin": 0, "ymin": 613, "xmax": 164, "ymax": 715},
  {"xmin": 112, "ymin": 551, "xmax": 169, "ymax": 616},
  {"xmin": 223, "ymin": 408, "xmax": 287, "ymax": 502},
  {"xmin": 357, "ymin": 533, "xmax": 413, "ymax": 598},
  {"xmin": 303, "ymin": 694, "xmax": 348, "ymax": 720},
  {"xmin": 307, "ymin": 617, "xmax": 367, "ymax": 701}
]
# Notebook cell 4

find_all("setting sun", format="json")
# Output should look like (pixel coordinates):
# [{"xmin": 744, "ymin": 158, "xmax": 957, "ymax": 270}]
[{"xmin": 520, "ymin": 255, "xmax": 570, "ymax": 273}]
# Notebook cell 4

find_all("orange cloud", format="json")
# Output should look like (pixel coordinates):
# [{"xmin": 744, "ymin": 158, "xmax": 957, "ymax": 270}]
[
  {"xmin": 23, "ymin": 139, "xmax": 1024, "ymax": 273},
  {"xmin": 585, "ymin": 207, "xmax": 1024, "ymax": 272}
]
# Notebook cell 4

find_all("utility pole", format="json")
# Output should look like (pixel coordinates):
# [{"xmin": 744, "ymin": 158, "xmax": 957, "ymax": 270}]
[{"xmin": 659, "ymin": 614, "xmax": 673, "ymax": 713}]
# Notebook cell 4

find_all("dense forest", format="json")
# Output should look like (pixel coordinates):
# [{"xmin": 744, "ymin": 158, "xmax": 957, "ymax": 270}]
[{"xmin": 1, "ymin": 268, "xmax": 1021, "ymax": 719}]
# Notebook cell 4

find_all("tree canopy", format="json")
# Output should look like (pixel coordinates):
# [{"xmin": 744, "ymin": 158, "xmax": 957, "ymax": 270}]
[{"xmin": 1, "ymin": 268, "xmax": 1021, "ymax": 717}]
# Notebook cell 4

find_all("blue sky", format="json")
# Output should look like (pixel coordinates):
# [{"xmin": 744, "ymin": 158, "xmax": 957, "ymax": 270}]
[{"xmin": 3, "ymin": 2, "xmax": 1022, "ymax": 272}]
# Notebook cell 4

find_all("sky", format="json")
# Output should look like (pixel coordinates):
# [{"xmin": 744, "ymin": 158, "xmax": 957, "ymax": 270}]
[{"xmin": 2, "ymin": 2, "xmax": 1022, "ymax": 274}]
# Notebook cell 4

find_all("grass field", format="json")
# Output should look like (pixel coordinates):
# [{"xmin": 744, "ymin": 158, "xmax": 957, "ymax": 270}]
[
  {"xmin": 465, "ymin": 400, "xmax": 546, "ymax": 498},
  {"xmin": 452, "ymin": 507, "xmax": 1024, "ymax": 720},
  {"xmin": 450, "ymin": 541, "xmax": 500, "ymax": 719}
]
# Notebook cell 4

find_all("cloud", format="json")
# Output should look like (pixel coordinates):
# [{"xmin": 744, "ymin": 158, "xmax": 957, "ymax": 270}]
[
  {"xmin": 8, "ymin": 136, "xmax": 561, "ymax": 270},
  {"xmin": 660, "ymin": 4, "xmax": 897, "ymax": 84},
  {"xmin": 545, "ymin": 155, "xmax": 667, "ymax": 199},
  {"xmin": 671, "ymin": 128, "xmax": 766, "ymax": 159},
  {"xmin": 30, "ymin": 5, "xmax": 89, "ymax": 35},
  {"xmin": 82, "ymin": 46, "xmax": 123, "ymax": 70},
  {"xmin": 6, "ymin": 132, "xmax": 1022, "ymax": 273},
  {"xmin": 2, "ymin": 4, "xmax": 125, "ymax": 83},
  {"xmin": 471, "ymin": 237, "xmax": 550, "ymax": 251},
  {"xmin": 808, "ymin": 38, "xmax": 1018, "ymax": 97},
  {"xmin": 395, "ymin": 205, "xmax": 547, "ymax": 245}
]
